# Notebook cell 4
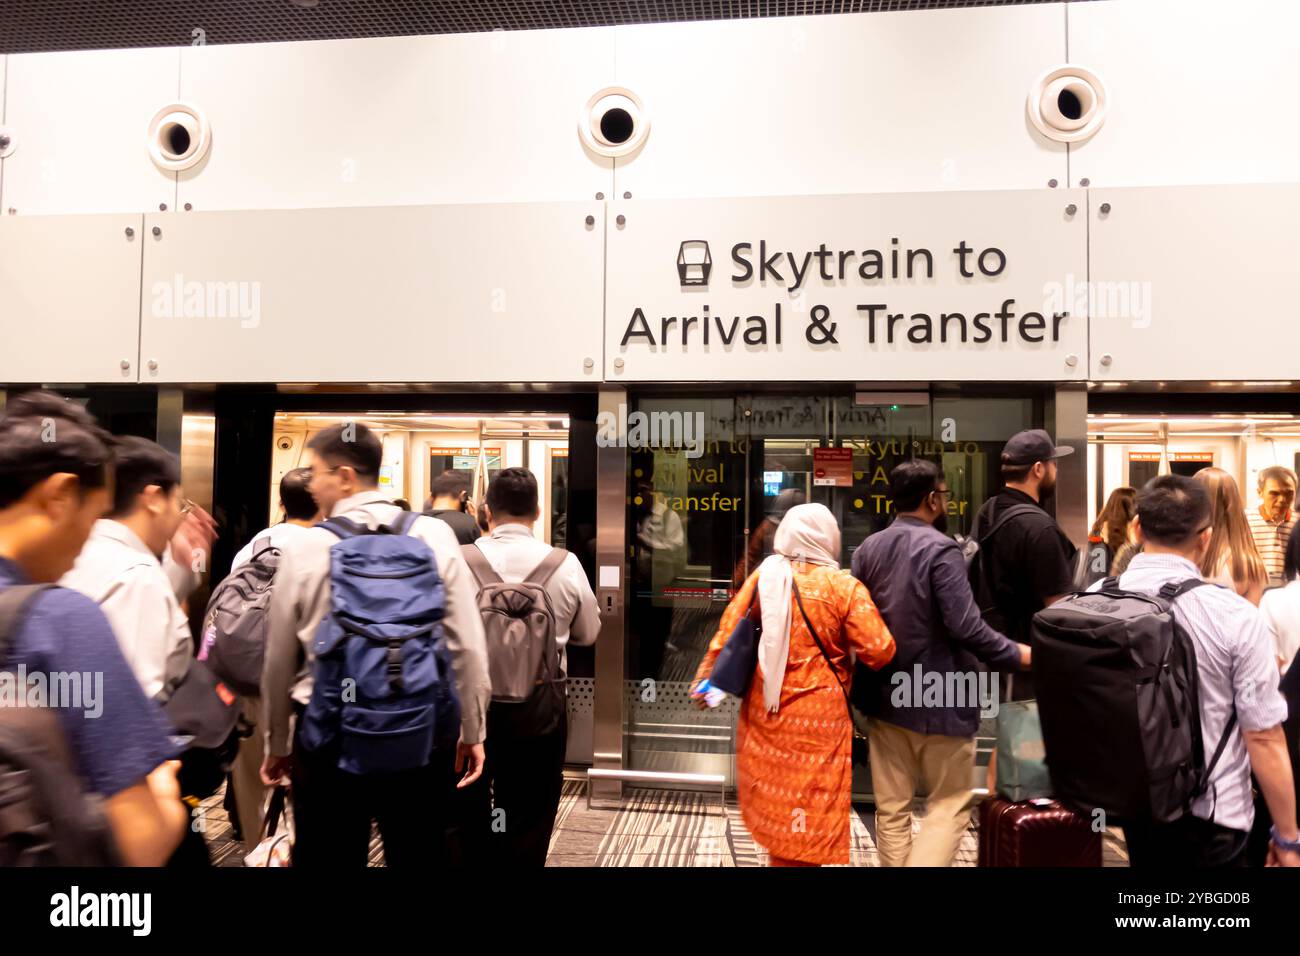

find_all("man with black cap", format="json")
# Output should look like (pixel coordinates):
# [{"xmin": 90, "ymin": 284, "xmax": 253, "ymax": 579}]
[{"xmin": 970, "ymin": 428, "xmax": 1078, "ymax": 703}]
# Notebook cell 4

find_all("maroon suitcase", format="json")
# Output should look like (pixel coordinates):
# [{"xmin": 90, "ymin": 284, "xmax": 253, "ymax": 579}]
[{"xmin": 977, "ymin": 797, "xmax": 1102, "ymax": 867}]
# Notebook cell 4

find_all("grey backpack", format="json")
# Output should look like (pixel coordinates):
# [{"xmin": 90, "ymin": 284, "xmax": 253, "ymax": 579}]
[
  {"xmin": 461, "ymin": 544, "xmax": 568, "ymax": 738},
  {"xmin": 199, "ymin": 541, "xmax": 281, "ymax": 697}
]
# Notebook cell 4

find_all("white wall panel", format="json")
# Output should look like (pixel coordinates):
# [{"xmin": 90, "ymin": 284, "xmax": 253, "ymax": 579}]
[
  {"xmin": 177, "ymin": 31, "xmax": 614, "ymax": 211},
  {"xmin": 1088, "ymin": 183, "xmax": 1300, "ymax": 381},
  {"xmin": 606, "ymin": 189, "xmax": 1088, "ymax": 383},
  {"xmin": 3, "ymin": 48, "xmax": 178, "ymax": 215},
  {"xmin": 1070, "ymin": 0, "xmax": 1300, "ymax": 187},
  {"xmin": 0, "ymin": 214, "xmax": 143, "ymax": 383},
  {"xmin": 612, "ymin": 7, "xmax": 1068, "ymax": 200},
  {"xmin": 138, "ymin": 203, "xmax": 604, "ymax": 383}
]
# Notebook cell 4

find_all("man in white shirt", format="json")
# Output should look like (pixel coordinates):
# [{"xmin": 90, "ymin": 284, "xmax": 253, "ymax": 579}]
[
  {"xmin": 220, "ymin": 466, "xmax": 318, "ymax": 850},
  {"xmin": 458, "ymin": 466, "xmax": 600, "ymax": 866},
  {"xmin": 260, "ymin": 422, "xmax": 491, "ymax": 867},
  {"xmin": 62, "ymin": 436, "xmax": 207, "ymax": 702},
  {"xmin": 1247, "ymin": 465, "xmax": 1297, "ymax": 587},
  {"xmin": 229, "ymin": 467, "xmax": 319, "ymax": 571},
  {"xmin": 1098, "ymin": 475, "xmax": 1298, "ymax": 867}
]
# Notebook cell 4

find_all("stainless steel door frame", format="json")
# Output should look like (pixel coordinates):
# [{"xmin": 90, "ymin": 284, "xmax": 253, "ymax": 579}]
[
  {"xmin": 1049, "ymin": 384, "xmax": 1089, "ymax": 546},
  {"xmin": 159, "ymin": 387, "xmax": 217, "ymax": 637},
  {"xmin": 591, "ymin": 386, "xmax": 627, "ymax": 804}
]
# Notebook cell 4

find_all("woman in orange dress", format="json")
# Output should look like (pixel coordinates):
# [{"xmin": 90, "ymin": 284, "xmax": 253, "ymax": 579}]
[{"xmin": 692, "ymin": 502, "xmax": 895, "ymax": 866}]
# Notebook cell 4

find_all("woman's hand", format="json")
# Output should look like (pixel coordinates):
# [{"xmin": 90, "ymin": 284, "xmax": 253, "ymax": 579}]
[{"xmin": 690, "ymin": 682, "xmax": 711, "ymax": 710}]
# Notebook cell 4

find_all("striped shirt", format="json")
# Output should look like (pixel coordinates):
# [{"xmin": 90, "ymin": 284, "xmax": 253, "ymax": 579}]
[
  {"xmin": 1247, "ymin": 508, "xmax": 1295, "ymax": 586},
  {"xmin": 1100, "ymin": 553, "xmax": 1288, "ymax": 833}
]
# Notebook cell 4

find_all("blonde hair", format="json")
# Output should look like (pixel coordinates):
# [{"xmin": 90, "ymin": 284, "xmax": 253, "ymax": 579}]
[{"xmin": 1193, "ymin": 467, "xmax": 1267, "ymax": 590}]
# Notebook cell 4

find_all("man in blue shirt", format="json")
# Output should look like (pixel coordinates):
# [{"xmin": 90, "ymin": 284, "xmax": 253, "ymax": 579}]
[
  {"xmin": 851, "ymin": 459, "xmax": 1029, "ymax": 866},
  {"xmin": 0, "ymin": 390, "xmax": 185, "ymax": 866}
]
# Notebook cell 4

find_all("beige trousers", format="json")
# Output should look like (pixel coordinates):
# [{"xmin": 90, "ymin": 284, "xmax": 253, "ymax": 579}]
[
  {"xmin": 867, "ymin": 717, "xmax": 976, "ymax": 867},
  {"xmin": 230, "ymin": 696, "xmax": 269, "ymax": 853}
]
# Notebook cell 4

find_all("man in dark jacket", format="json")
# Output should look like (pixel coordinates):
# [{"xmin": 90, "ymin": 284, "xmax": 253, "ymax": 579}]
[{"xmin": 852, "ymin": 459, "xmax": 1029, "ymax": 866}]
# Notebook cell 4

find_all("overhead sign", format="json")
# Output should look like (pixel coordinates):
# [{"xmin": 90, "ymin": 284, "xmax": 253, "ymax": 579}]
[
  {"xmin": 428, "ymin": 446, "xmax": 501, "ymax": 456},
  {"xmin": 605, "ymin": 189, "xmax": 1088, "ymax": 382}
]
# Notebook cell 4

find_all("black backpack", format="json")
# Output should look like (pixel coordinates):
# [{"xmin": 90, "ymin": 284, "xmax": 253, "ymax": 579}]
[
  {"xmin": 1031, "ymin": 577, "xmax": 1237, "ymax": 825},
  {"xmin": 0, "ymin": 585, "xmax": 121, "ymax": 866},
  {"xmin": 199, "ymin": 541, "xmax": 281, "ymax": 696}
]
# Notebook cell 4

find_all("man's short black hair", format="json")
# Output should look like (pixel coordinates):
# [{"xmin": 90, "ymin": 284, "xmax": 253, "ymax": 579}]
[
  {"xmin": 0, "ymin": 390, "xmax": 113, "ymax": 509},
  {"xmin": 109, "ymin": 436, "xmax": 180, "ymax": 518},
  {"xmin": 890, "ymin": 459, "xmax": 943, "ymax": 512},
  {"xmin": 306, "ymin": 422, "xmax": 383, "ymax": 483},
  {"xmin": 1137, "ymin": 474, "xmax": 1212, "ymax": 548},
  {"xmin": 279, "ymin": 467, "xmax": 317, "ymax": 521},
  {"xmin": 430, "ymin": 469, "xmax": 470, "ymax": 500},
  {"xmin": 486, "ymin": 467, "xmax": 538, "ymax": 518},
  {"xmin": 1001, "ymin": 462, "xmax": 1033, "ymax": 484}
]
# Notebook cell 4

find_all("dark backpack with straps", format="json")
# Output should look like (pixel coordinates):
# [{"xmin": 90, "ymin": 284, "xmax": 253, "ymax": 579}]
[
  {"xmin": 1031, "ymin": 576, "xmax": 1236, "ymax": 824},
  {"xmin": 461, "ymin": 544, "xmax": 568, "ymax": 738},
  {"xmin": 299, "ymin": 511, "xmax": 459, "ymax": 774},
  {"xmin": 0, "ymin": 585, "xmax": 121, "ymax": 866},
  {"xmin": 199, "ymin": 540, "xmax": 282, "ymax": 697}
]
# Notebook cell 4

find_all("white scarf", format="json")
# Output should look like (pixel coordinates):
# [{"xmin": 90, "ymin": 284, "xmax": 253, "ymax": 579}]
[{"xmin": 756, "ymin": 502, "xmax": 842, "ymax": 714}]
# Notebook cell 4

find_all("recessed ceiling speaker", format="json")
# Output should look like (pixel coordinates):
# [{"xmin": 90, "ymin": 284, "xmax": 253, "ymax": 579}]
[
  {"xmin": 579, "ymin": 87, "xmax": 649, "ymax": 158},
  {"xmin": 147, "ymin": 103, "xmax": 212, "ymax": 171},
  {"xmin": 1027, "ymin": 65, "xmax": 1107, "ymax": 143}
]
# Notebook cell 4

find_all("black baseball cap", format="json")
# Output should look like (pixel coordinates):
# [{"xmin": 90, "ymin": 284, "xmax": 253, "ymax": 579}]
[{"xmin": 1000, "ymin": 429, "xmax": 1074, "ymax": 467}]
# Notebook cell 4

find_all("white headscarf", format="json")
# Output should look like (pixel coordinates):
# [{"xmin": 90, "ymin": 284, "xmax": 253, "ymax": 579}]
[{"xmin": 755, "ymin": 502, "xmax": 841, "ymax": 714}]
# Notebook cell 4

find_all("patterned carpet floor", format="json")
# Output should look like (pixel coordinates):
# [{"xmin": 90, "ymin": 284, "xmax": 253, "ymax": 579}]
[{"xmin": 202, "ymin": 772, "xmax": 1128, "ymax": 867}]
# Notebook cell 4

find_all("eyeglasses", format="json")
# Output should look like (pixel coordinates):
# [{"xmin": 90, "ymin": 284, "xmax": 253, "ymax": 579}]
[{"xmin": 180, "ymin": 497, "xmax": 197, "ymax": 516}]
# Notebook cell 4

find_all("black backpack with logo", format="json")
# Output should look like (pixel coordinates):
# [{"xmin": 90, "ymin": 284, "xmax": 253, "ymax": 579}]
[
  {"xmin": 0, "ymin": 585, "xmax": 121, "ymax": 866},
  {"xmin": 1031, "ymin": 577, "xmax": 1237, "ymax": 825}
]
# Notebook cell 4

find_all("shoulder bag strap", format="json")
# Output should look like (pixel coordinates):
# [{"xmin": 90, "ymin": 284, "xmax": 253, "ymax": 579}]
[
  {"xmin": 460, "ymin": 543, "xmax": 502, "ymax": 588},
  {"xmin": 981, "ymin": 503, "xmax": 1043, "ymax": 543},
  {"xmin": 318, "ymin": 516, "xmax": 363, "ymax": 540},
  {"xmin": 1157, "ymin": 577, "xmax": 1212, "ymax": 602},
  {"xmin": 385, "ymin": 510, "xmax": 418, "ymax": 536},
  {"xmin": 791, "ymin": 579, "xmax": 852, "ymax": 713},
  {"xmin": 0, "ymin": 584, "xmax": 54, "ymax": 667},
  {"xmin": 524, "ymin": 547, "xmax": 569, "ymax": 587},
  {"xmin": 1201, "ymin": 709, "xmax": 1239, "ymax": 793},
  {"xmin": 1152, "ymin": 577, "xmax": 1238, "ymax": 795}
]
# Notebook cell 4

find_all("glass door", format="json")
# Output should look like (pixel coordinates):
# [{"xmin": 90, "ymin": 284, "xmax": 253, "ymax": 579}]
[{"xmin": 623, "ymin": 390, "xmax": 1038, "ymax": 788}]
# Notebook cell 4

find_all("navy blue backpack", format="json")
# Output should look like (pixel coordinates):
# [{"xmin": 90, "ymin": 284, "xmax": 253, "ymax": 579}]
[{"xmin": 299, "ymin": 511, "xmax": 459, "ymax": 774}]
